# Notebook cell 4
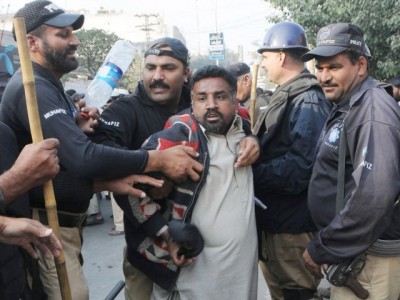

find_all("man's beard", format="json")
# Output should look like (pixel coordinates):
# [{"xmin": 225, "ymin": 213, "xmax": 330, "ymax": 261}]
[
  {"xmin": 200, "ymin": 109, "xmax": 231, "ymax": 135},
  {"xmin": 42, "ymin": 39, "xmax": 78, "ymax": 74}
]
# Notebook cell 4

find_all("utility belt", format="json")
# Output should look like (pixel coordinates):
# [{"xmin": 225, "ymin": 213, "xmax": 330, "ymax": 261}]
[
  {"xmin": 32, "ymin": 208, "xmax": 86, "ymax": 228},
  {"xmin": 325, "ymin": 239, "xmax": 400, "ymax": 299},
  {"xmin": 366, "ymin": 239, "xmax": 400, "ymax": 257}
]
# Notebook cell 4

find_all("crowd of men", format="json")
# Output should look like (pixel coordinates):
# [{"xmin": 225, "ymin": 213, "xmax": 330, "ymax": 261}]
[{"xmin": 1, "ymin": 0, "xmax": 400, "ymax": 299}]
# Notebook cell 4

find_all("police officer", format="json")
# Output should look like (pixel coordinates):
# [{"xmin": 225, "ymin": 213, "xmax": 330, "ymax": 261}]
[
  {"xmin": 302, "ymin": 22, "xmax": 400, "ymax": 300},
  {"xmin": 252, "ymin": 21, "xmax": 331, "ymax": 300},
  {"xmin": 0, "ymin": 121, "xmax": 61, "ymax": 299},
  {"xmin": 226, "ymin": 62, "xmax": 269, "ymax": 122}
]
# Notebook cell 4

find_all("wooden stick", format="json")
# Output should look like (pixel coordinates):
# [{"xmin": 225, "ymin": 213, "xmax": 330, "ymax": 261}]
[
  {"xmin": 13, "ymin": 18, "xmax": 72, "ymax": 300},
  {"xmin": 249, "ymin": 64, "xmax": 259, "ymax": 129}
]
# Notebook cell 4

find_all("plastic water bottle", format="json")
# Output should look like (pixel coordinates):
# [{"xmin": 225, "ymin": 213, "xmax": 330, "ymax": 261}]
[{"xmin": 84, "ymin": 40, "xmax": 135, "ymax": 111}]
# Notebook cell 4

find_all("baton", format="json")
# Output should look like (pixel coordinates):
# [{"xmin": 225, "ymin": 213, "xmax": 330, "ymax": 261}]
[
  {"xmin": 13, "ymin": 17, "xmax": 72, "ymax": 300},
  {"xmin": 249, "ymin": 64, "xmax": 259, "ymax": 129}
]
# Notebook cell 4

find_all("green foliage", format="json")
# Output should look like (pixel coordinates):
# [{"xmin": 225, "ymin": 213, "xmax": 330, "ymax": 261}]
[
  {"xmin": 266, "ymin": 0, "xmax": 400, "ymax": 79},
  {"xmin": 73, "ymin": 29, "xmax": 137, "ymax": 91},
  {"xmin": 119, "ymin": 53, "xmax": 144, "ymax": 92},
  {"xmin": 75, "ymin": 29, "xmax": 120, "ymax": 76}
]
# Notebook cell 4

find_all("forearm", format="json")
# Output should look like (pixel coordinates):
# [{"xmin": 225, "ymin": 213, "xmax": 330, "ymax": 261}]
[
  {"xmin": 61, "ymin": 143, "xmax": 149, "ymax": 179},
  {"xmin": 144, "ymin": 150, "xmax": 163, "ymax": 173},
  {"xmin": 42, "ymin": 113, "xmax": 148, "ymax": 179},
  {"xmin": 0, "ymin": 169, "xmax": 31, "ymax": 204},
  {"xmin": 308, "ymin": 187, "xmax": 395, "ymax": 265}
]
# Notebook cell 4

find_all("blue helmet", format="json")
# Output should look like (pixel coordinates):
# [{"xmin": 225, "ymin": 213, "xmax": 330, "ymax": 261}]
[{"xmin": 258, "ymin": 21, "xmax": 309, "ymax": 54}]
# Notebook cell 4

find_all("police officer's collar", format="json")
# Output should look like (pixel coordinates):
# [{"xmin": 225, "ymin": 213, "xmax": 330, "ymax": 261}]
[{"xmin": 32, "ymin": 61, "xmax": 64, "ymax": 94}]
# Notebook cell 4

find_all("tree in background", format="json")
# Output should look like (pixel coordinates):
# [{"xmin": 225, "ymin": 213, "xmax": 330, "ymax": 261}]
[
  {"xmin": 75, "ymin": 29, "xmax": 120, "ymax": 76},
  {"xmin": 70, "ymin": 30, "xmax": 242, "ymax": 92},
  {"xmin": 119, "ymin": 53, "xmax": 143, "ymax": 92},
  {"xmin": 72, "ymin": 29, "xmax": 139, "ymax": 92},
  {"xmin": 266, "ymin": 0, "xmax": 400, "ymax": 79}
]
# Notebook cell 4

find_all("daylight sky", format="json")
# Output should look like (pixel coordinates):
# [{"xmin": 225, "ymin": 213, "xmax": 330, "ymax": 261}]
[{"xmin": 1, "ymin": 0, "xmax": 277, "ymax": 58}]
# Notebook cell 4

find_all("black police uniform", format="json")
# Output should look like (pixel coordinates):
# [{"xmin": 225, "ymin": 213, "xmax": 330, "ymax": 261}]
[
  {"xmin": 0, "ymin": 62, "xmax": 149, "ymax": 215},
  {"xmin": 0, "ymin": 122, "xmax": 31, "ymax": 299}
]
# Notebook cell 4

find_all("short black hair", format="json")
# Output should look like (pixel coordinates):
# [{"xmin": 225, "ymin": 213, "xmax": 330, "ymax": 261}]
[
  {"xmin": 190, "ymin": 65, "xmax": 237, "ymax": 95},
  {"xmin": 29, "ymin": 24, "xmax": 47, "ymax": 38},
  {"xmin": 387, "ymin": 76, "xmax": 400, "ymax": 88},
  {"xmin": 71, "ymin": 93, "xmax": 84, "ymax": 103},
  {"xmin": 65, "ymin": 89, "xmax": 76, "ymax": 96},
  {"xmin": 285, "ymin": 48, "xmax": 308, "ymax": 61},
  {"xmin": 346, "ymin": 50, "xmax": 364, "ymax": 65}
]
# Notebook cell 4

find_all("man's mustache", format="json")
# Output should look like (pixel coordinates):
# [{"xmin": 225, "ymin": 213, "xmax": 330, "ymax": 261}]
[
  {"xmin": 66, "ymin": 45, "xmax": 78, "ymax": 52},
  {"xmin": 149, "ymin": 80, "xmax": 170, "ymax": 89},
  {"xmin": 64, "ymin": 46, "xmax": 78, "ymax": 57},
  {"xmin": 321, "ymin": 83, "xmax": 337, "ymax": 88},
  {"xmin": 204, "ymin": 109, "xmax": 223, "ymax": 119}
]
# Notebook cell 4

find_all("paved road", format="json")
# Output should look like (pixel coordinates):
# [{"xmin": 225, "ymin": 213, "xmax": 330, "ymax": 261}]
[
  {"xmin": 82, "ymin": 196, "xmax": 126, "ymax": 299},
  {"xmin": 82, "ymin": 196, "xmax": 326, "ymax": 299}
]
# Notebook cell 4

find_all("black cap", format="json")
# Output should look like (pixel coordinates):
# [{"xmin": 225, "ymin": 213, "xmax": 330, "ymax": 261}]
[
  {"xmin": 302, "ymin": 23, "xmax": 364, "ymax": 61},
  {"xmin": 13, "ymin": 0, "xmax": 84, "ymax": 39},
  {"xmin": 145, "ymin": 37, "xmax": 189, "ymax": 66},
  {"xmin": 227, "ymin": 62, "xmax": 251, "ymax": 78}
]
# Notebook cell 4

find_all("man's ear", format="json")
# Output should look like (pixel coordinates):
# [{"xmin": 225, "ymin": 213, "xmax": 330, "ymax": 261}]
[
  {"xmin": 26, "ymin": 34, "xmax": 40, "ymax": 52},
  {"xmin": 244, "ymin": 74, "xmax": 252, "ymax": 87},
  {"xmin": 278, "ymin": 51, "xmax": 286, "ymax": 67},
  {"xmin": 184, "ymin": 67, "xmax": 191, "ymax": 83},
  {"xmin": 357, "ymin": 56, "xmax": 368, "ymax": 76}
]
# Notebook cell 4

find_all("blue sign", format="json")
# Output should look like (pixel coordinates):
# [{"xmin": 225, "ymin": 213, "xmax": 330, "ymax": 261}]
[{"xmin": 209, "ymin": 32, "xmax": 225, "ymax": 60}]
